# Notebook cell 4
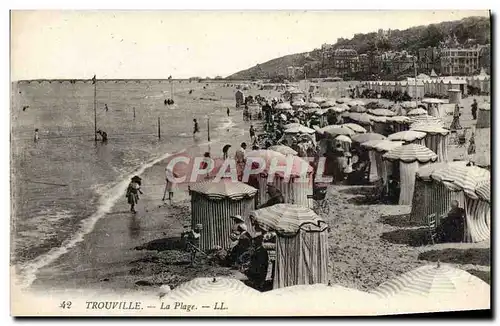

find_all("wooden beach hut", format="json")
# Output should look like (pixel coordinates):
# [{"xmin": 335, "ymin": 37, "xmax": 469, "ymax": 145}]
[
  {"xmin": 383, "ymin": 144, "xmax": 438, "ymax": 206},
  {"xmin": 189, "ymin": 179, "xmax": 257, "ymax": 251},
  {"xmin": 250, "ymin": 204, "xmax": 329, "ymax": 289}
]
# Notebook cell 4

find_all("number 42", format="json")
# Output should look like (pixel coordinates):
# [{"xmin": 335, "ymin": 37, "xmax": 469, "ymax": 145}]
[{"xmin": 59, "ymin": 301, "xmax": 72, "ymax": 309}]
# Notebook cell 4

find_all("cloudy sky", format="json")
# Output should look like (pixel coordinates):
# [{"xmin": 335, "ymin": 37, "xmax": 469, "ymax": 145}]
[{"xmin": 11, "ymin": 10, "xmax": 489, "ymax": 80}]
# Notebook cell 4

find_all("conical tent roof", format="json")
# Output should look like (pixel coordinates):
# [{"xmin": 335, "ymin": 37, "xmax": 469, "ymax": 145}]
[
  {"xmin": 368, "ymin": 108, "xmax": 397, "ymax": 117},
  {"xmin": 189, "ymin": 179, "xmax": 257, "ymax": 200},
  {"xmin": 411, "ymin": 124, "xmax": 450, "ymax": 135},
  {"xmin": 388, "ymin": 130, "xmax": 427, "ymax": 142},
  {"xmin": 351, "ymin": 132, "xmax": 386, "ymax": 144},
  {"xmin": 341, "ymin": 123, "xmax": 367, "ymax": 133},
  {"xmin": 383, "ymin": 144, "xmax": 438, "ymax": 163},
  {"xmin": 415, "ymin": 161, "xmax": 468, "ymax": 181},
  {"xmin": 407, "ymin": 108, "xmax": 428, "ymax": 116},
  {"xmin": 430, "ymin": 164, "xmax": 490, "ymax": 200},
  {"xmin": 250, "ymin": 204, "xmax": 327, "ymax": 235},
  {"xmin": 362, "ymin": 139, "xmax": 404, "ymax": 152}
]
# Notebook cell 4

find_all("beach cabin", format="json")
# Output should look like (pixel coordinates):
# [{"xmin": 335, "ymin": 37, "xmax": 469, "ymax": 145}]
[
  {"xmin": 474, "ymin": 103, "xmax": 491, "ymax": 168},
  {"xmin": 189, "ymin": 179, "xmax": 257, "ymax": 251},
  {"xmin": 410, "ymin": 124, "xmax": 450, "ymax": 162},
  {"xmin": 235, "ymin": 89, "xmax": 245, "ymax": 108},
  {"xmin": 250, "ymin": 204, "xmax": 329, "ymax": 289}
]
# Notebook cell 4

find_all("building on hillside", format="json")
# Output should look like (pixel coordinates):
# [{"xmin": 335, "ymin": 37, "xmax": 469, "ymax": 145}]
[
  {"xmin": 418, "ymin": 46, "xmax": 441, "ymax": 74},
  {"xmin": 286, "ymin": 66, "xmax": 304, "ymax": 80},
  {"xmin": 440, "ymin": 47, "xmax": 482, "ymax": 76},
  {"xmin": 358, "ymin": 54, "xmax": 370, "ymax": 74},
  {"xmin": 333, "ymin": 48, "xmax": 359, "ymax": 78}
]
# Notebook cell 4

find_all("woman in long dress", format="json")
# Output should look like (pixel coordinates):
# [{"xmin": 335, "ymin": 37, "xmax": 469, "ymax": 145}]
[
  {"xmin": 449, "ymin": 104, "xmax": 462, "ymax": 131},
  {"xmin": 126, "ymin": 176, "xmax": 143, "ymax": 213}
]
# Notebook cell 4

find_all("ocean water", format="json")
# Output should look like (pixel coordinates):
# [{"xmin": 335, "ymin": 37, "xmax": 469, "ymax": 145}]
[{"xmin": 10, "ymin": 80, "xmax": 242, "ymax": 283}]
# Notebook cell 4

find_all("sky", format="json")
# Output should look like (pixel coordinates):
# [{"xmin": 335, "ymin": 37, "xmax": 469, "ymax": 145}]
[{"xmin": 10, "ymin": 10, "xmax": 490, "ymax": 80}]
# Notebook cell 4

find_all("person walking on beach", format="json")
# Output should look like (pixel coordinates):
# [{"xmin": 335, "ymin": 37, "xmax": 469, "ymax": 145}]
[
  {"xmin": 235, "ymin": 142, "xmax": 247, "ymax": 181},
  {"xmin": 449, "ymin": 104, "xmax": 462, "ymax": 131},
  {"xmin": 249, "ymin": 125, "xmax": 256, "ymax": 144},
  {"xmin": 126, "ymin": 176, "xmax": 143, "ymax": 213},
  {"xmin": 193, "ymin": 119, "xmax": 200, "ymax": 136},
  {"xmin": 104, "ymin": 104, "xmax": 109, "ymax": 112},
  {"xmin": 34, "ymin": 128, "xmax": 39, "ymax": 143},
  {"xmin": 471, "ymin": 99, "xmax": 478, "ymax": 120},
  {"xmin": 182, "ymin": 224, "xmax": 202, "ymax": 266},
  {"xmin": 227, "ymin": 107, "xmax": 230, "ymax": 117},
  {"xmin": 222, "ymin": 144, "xmax": 231, "ymax": 160}
]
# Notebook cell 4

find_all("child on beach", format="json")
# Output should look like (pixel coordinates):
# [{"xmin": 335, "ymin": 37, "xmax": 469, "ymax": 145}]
[
  {"xmin": 182, "ymin": 224, "xmax": 202, "ymax": 266},
  {"xmin": 126, "ymin": 176, "xmax": 143, "ymax": 213}
]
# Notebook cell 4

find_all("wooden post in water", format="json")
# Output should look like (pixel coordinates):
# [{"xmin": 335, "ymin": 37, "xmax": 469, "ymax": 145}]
[
  {"xmin": 207, "ymin": 117, "xmax": 210, "ymax": 142},
  {"xmin": 158, "ymin": 117, "xmax": 161, "ymax": 139}
]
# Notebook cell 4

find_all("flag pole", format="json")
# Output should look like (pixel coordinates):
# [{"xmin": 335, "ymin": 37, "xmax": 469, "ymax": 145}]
[{"xmin": 94, "ymin": 75, "xmax": 97, "ymax": 142}]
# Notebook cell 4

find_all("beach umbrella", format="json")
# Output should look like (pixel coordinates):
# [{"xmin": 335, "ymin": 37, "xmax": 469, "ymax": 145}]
[
  {"xmin": 349, "ymin": 105, "xmax": 367, "ymax": 113},
  {"xmin": 303, "ymin": 102, "xmax": 320, "ymax": 109},
  {"xmin": 284, "ymin": 123, "xmax": 304, "ymax": 130},
  {"xmin": 361, "ymin": 139, "xmax": 404, "ymax": 152},
  {"xmin": 430, "ymin": 164, "xmax": 490, "ymax": 200},
  {"xmin": 371, "ymin": 264, "xmax": 489, "ymax": 299},
  {"xmin": 166, "ymin": 277, "xmax": 260, "ymax": 301},
  {"xmin": 292, "ymin": 100, "xmax": 305, "ymax": 107},
  {"xmin": 310, "ymin": 96, "xmax": 327, "ymax": 104},
  {"xmin": 249, "ymin": 204, "xmax": 326, "ymax": 234},
  {"xmin": 367, "ymin": 114, "xmax": 388, "ymax": 123},
  {"xmin": 189, "ymin": 179, "xmax": 257, "ymax": 200},
  {"xmin": 347, "ymin": 112, "xmax": 373, "ymax": 125},
  {"xmin": 383, "ymin": 144, "xmax": 438, "ymax": 163},
  {"xmin": 314, "ymin": 108, "xmax": 329, "ymax": 116},
  {"xmin": 347, "ymin": 99, "xmax": 365, "ymax": 107},
  {"xmin": 268, "ymin": 145, "xmax": 298, "ymax": 156},
  {"xmin": 335, "ymin": 135, "xmax": 352, "ymax": 143},
  {"xmin": 475, "ymin": 179, "xmax": 490, "ymax": 203},
  {"xmin": 321, "ymin": 126, "xmax": 355, "ymax": 137},
  {"xmin": 351, "ymin": 132, "xmax": 386, "ymax": 144},
  {"xmin": 341, "ymin": 123, "xmax": 366, "ymax": 134},
  {"xmin": 284, "ymin": 125, "xmax": 315, "ymax": 134},
  {"xmin": 336, "ymin": 97, "xmax": 351, "ymax": 104},
  {"xmin": 329, "ymin": 106, "xmax": 348, "ymax": 113},
  {"xmin": 388, "ymin": 130, "xmax": 427, "ymax": 143},
  {"xmin": 368, "ymin": 108, "xmax": 396, "ymax": 117},
  {"xmin": 320, "ymin": 100, "xmax": 337, "ymax": 108},
  {"xmin": 421, "ymin": 98, "xmax": 446, "ymax": 105},
  {"xmin": 275, "ymin": 102, "xmax": 292, "ymax": 110},
  {"xmin": 407, "ymin": 108, "xmax": 428, "ymax": 116},
  {"xmin": 386, "ymin": 116, "xmax": 411, "ymax": 124},
  {"xmin": 410, "ymin": 124, "xmax": 450, "ymax": 135}
]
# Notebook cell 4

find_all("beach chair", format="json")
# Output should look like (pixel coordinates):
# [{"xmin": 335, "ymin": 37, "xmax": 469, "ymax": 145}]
[{"xmin": 426, "ymin": 213, "xmax": 438, "ymax": 245}]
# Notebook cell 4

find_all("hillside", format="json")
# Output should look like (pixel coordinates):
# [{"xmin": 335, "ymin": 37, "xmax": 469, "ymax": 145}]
[{"xmin": 227, "ymin": 15, "xmax": 490, "ymax": 80}]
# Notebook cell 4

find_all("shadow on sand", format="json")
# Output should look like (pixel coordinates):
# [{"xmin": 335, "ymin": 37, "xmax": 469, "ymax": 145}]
[
  {"xmin": 418, "ymin": 248, "xmax": 490, "ymax": 266},
  {"xmin": 381, "ymin": 228, "xmax": 432, "ymax": 247},
  {"xmin": 379, "ymin": 214, "xmax": 422, "ymax": 228},
  {"xmin": 134, "ymin": 237, "xmax": 186, "ymax": 252}
]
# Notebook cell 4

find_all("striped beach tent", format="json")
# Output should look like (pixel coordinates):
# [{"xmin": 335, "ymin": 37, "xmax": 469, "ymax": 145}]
[
  {"xmin": 368, "ymin": 114, "xmax": 390, "ymax": 136},
  {"xmin": 383, "ymin": 144, "xmax": 438, "ymax": 205},
  {"xmin": 345, "ymin": 112, "xmax": 373, "ymax": 127},
  {"xmin": 321, "ymin": 126, "xmax": 356, "ymax": 138},
  {"xmin": 362, "ymin": 140, "xmax": 404, "ymax": 191},
  {"xmin": 386, "ymin": 116, "xmax": 410, "ymax": 133},
  {"xmin": 166, "ymin": 277, "xmax": 260, "ymax": 302},
  {"xmin": 410, "ymin": 124, "xmax": 450, "ymax": 162},
  {"xmin": 249, "ymin": 204, "xmax": 329, "ymax": 289},
  {"xmin": 189, "ymin": 179, "xmax": 257, "ymax": 250},
  {"xmin": 407, "ymin": 108, "xmax": 428, "ymax": 116},
  {"xmin": 371, "ymin": 264, "xmax": 490, "ymax": 301},
  {"xmin": 341, "ymin": 123, "xmax": 367, "ymax": 134},
  {"xmin": 409, "ymin": 161, "xmax": 468, "ymax": 225},
  {"xmin": 351, "ymin": 132, "xmax": 386, "ymax": 144},
  {"xmin": 388, "ymin": 130, "xmax": 426, "ymax": 145},
  {"xmin": 475, "ymin": 179, "xmax": 490, "ymax": 203},
  {"xmin": 409, "ymin": 115, "xmax": 443, "ymax": 127}
]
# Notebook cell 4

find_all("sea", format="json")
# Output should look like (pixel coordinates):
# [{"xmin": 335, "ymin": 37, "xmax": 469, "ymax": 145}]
[{"xmin": 10, "ymin": 80, "xmax": 245, "ymax": 287}]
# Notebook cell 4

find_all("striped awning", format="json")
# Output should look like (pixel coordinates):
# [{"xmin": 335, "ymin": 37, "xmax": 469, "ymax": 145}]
[
  {"xmin": 250, "ymin": 204, "xmax": 328, "ymax": 235},
  {"xmin": 351, "ymin": 132, "xmax": 387, "ymax": 144},
  {"xmin": 410, "ymin": 124, "xmax": 450, "ymax": 135},
  {"xmin": 383, "ymin": 144, "xmax": 438, "ymax": 163},
  {"xmin": 407, "ymin": 108, "xmax": 428, "ymax": 116},
  {"xmin": 341, "ymin": 123, "xmax": 367, "ymax": 134},
  {"xmin": 166, "ymin": 277, "xmax": 260, "ymax": 301},
  {"xmin": 370, "ymin": 264, "xmax": 489, "ymax": 299},
  {"xmin": 284, "ymin": 125, "xmax": 316, "ymax": 134},
  {"xmin": 362, "ymin": 140, "xmax": 404, "ymax": 153},
  {"xmin": 310, "ymin": 96, "xmax": 327, "ymax": 104},
  {"xmin": 320, "ymin": 100, "xmax": 337, "ymax": 108},
  {"xmin": 475, "ymin": 179, "xmax": 490, "ymax": 203},
  {"xmin": 368, "ymin": 108, "xmax": 397, "ymax": 117},
  {"xmin": 268, "ymin": 145, "xmax": 298, "ymax": 156},
  {"xmin": 388, "ymin": 130, "xmax": 427, "ymax": 142},
  {"xmin": 430, "ymin": 165, "xmax": 490, "ymax": 200},
  {"xmin": 189, "ymin": 179, "xmax": 257, "ymax": 200},
  {"xmin": 349, "ymin": 105, "xmax": 367, "ymax": 113},
  {"xmin": 415, "ymin": 161, "xmax": 468, "ymax": 181}
]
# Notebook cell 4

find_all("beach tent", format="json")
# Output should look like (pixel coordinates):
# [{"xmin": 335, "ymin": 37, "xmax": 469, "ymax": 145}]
[
  {"xmin": 409, "ymin": 161, "xmax": 468, "ymax": 225},
  {"xmin": 341, "ymin": 123, "xmax": 366, "ymax": 134},
  {"xmin": 362, "ymin": 140, "xmax": 404, "ymax": 191},
  {"xmin": 245, "ymin": 150, "xmax": 314, "ymax": 208},
  {"xmin": 189, "ymin": 179, "xmax": 257, "ymax": 251},
  {"xmin": 383, "ymin": 144, "xmax": 438, "ymax": 205},
  {"xmin": 388, "ymin": 130, "xmax": 426, "ymax": 145},
  {"xmin": 410, "ymin": 124, "xmax": 450, "ymax": 162},
  {"xmin": 430, "ymin": 164, "xmax": 490, "ymax": 242},
  {"xmin": 386, "ymin": 116, "xmax": 410, "ymax": 133},
  {"xmin": 235, "ymin": 89, "xmax": 245, "ymax": 108},
  {"xmin": 474, "ymin": 103, "xmax": 491, "ymax": 168},
  {"xmin": 368, "ymin": 115, "xmax": 390, "ymax": 136},
  {"xmin": 349, "ymin": 105, "xmax": 367, "ymax": 113},
  {"xmin": 407, "ymin": 108, "xmax": 428, "ymax": 116},
  {"xmin": 371, "ymin": 264, "xmax": 490, "ymax": 310},
  {"xmin": 422, "ymin": 98, "xmax": 446, "ymax": 118},
  {"xmin": 409, "ymin": 115, "xmax": 443, "ymax": 128},
  {"xmin": 249, "ymin": 204, "xmax": 329, "ymax": 289}
]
